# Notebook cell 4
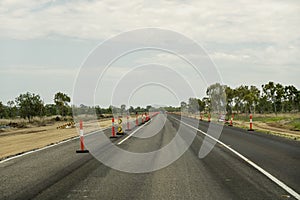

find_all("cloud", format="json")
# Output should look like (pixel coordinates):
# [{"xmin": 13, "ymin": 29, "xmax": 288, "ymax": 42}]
[
  {"xmin": 1, "ymin": 0, "xmax": 299, "ymax": 66},
  {"xmin": 0, "ymin": 0, "xmax": 299, "ymax": 105},
  {"xmin": 0, "ymin": 0, "xmax": 299, "ymax": 43},
  {"xmin": 0, "ymin": 65, "xmax": 78, "ymax": 75}
]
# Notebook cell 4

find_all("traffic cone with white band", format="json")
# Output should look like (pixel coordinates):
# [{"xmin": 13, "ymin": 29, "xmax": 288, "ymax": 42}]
[
  {"xmin": 229, "ymin": 114, "xmax": 234, "ymax": 126},
  {"xmin": 136, "ymin": 114, "xmax": 139, "ymax": 126},
  {"xmin": 110, "ymin": 117, "xmax": 118, "ymax": 138},
  {"xmin": 126, "ymin": 115, "xmax": 131, "ymax": 131},
  {"xmin": 76, "ymin": 120, "xmax": 89, "ymax": 153},
  {"xmin": 248, "ymin": 114, "xmax": 254, "ymax": 131}
]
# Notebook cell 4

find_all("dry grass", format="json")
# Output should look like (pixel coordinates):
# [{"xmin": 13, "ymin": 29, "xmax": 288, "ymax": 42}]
[
  {"xmin": 3, "ymin": 112, "xmax": 296, "ymax": 161},
  {"xmin": 171, "ymin": 112, "xmax": 300, "ymax": 141},
  {"xmin": 233, "ymin": 120, "xmax": 300, "ymax": 140},
  {"xmin": 0, "ymin": 116, "xmax": 138, "ymax": 160},
  {"xmin": 0, "ymin": 117, "xmax": 113, "ymax": 160},
  {"xmin": 231, "ymin": 113, "xmax": 300, "ymax": 140}
]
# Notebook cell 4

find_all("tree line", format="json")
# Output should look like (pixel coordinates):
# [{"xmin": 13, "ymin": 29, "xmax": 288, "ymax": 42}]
[
  {"xmin": 0, "ymin": 92, "xmax": 154, "ymax": 121},
  {"xmin": 0, "ymin": 92, "xmax": 73, "ymax": 121},
  {"xmin": 176, "ymin": 81, "xmax": 300, "ymax": 115},
  {"xmin": 0, "ymin": 81, "xmax": 299, "ymax": 121}
]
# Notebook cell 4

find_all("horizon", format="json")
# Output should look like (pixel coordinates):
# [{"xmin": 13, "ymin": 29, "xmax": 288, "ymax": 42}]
[{"xmin": 1, "ymin": 80, "xmax": 298, "ymax": 108}]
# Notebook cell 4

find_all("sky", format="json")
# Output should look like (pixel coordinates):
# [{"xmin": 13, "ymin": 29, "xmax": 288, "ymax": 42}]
[{"xmin": 0, "ymin": 0, "xmax": 299, "ymax": 107}]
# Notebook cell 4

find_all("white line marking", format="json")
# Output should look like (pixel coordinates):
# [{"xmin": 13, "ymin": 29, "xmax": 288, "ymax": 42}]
[
  {"xmin": 117, "ymin": 120, "xmax": 151, "ymax": 145},
  {"xmin": 0, "ymin": 117, "xmax": 148, "ymax": 164},
  {"xmin": 0, "ymin": 136, "xmax": 78, "ymax": 164},
  {"xmin": 171, "ymin": 116, "xmax": 300, "ymax": 200},
  {"xmin": 0, "ymin": 127, "xmax": 110, "ymax": 164}
]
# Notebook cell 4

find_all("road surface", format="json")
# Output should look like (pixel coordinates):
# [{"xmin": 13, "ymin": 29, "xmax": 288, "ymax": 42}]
[{"xmin": 1, "ymin": 113, "xmax": 299, "ymax": 200}]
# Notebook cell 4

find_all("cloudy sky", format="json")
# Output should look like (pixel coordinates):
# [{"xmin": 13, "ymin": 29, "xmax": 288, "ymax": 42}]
[{"xmin": 0, "ymin": 0, "xmax": 299, "ymax": 107}]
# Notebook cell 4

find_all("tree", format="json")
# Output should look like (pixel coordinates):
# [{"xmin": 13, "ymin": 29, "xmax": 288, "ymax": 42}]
[
  {"xmin": 54, "ymin": 92, "xmax": 71, "ymax": 116},
  {"xmin": 198, "ymin": 98, "xmax": 206, "ymax": 112},
  {"xmin": 188, "ymin": 98, "xmax": 199, "ymax": 114},
  {"xmin": 296, "ymin": 90, "xmax": 300, "ymax": 112},
  {"xmin": 262, "ymin": 82, "xmax": 285, "ymax": 114},
  {"xmin": 120, "ymin": 104, "xmax": 126, "ymax": 115},
  {"xmin": 95, "ymin": 105, "xmax": 102, "ymax": 116},
  {"xmin": 129, "ymin": 106, "xmax": 134, "ymax": 114},
  {"xmin": 146, "ymin": 105, "xmax": 152, "ymax": 111},
  {"xmin": 44, "ymin": 104, "xmax": 57, "ymax": 116},
  {"xmin": 180, "ymin": 101, "xmax": 187, "ymax": 111},
  {"xmin": 0, "ymin": 101, "xmax": 8, "ymax": 119},
  {"xmin": 7, "ymin": 100, "xmax": 17, "ymax": 118},
  {"xmin": 202, "ymin": 82, "xmax": 299, "ymax": 114},
  {"xmin": 225, "ymin": 86, "xmax": 234, "ymax": 114},
  {"xmin": 164, "ymin": 106, "xmax": 180, "ymax": 112},
  {"xmin": 206, "ymin": 83, "xmax": 226, "ymax": 113},
  {"xmin": 135, "ymin": 106, "xmax": 140, "ymax": 113},
  {"xmin": 15, "ymin": 92, "xmax": 44, "ymax": 122},
  {"xmin": 233, "ymin": 85, "xmax": 247, "ymax": 114},
  {"xmin": 202, "ymin": 97, "xmax": 211, "ymax": 113},
  {"xmin": 283, "ymin": 85, "xmax": 299, "ymax": 112},
  {"xmin": 243, "ymin": 85, "xmax": 260, "ymax": 113},
  {"xmin": 262, "ymin": 82, "xmax": 276, "ymax": 113}
]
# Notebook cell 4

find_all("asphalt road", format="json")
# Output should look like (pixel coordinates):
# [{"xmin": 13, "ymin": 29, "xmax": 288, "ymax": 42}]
[{"xmin": 0, "ymin": 113, "xmax": 299, "ymax": 200}]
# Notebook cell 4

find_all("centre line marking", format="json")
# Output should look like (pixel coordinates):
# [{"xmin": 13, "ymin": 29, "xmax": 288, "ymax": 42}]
[
  {"xmin": 170, "ymin": 115, "xmax": 300, "ymax": 200},
  {"xmin": 117, "ymin": 119, "xmax": 151, "ymax": 145}
]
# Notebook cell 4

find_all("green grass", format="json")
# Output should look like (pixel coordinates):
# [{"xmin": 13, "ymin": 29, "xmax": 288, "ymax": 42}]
[
  {"xmin": 231, "ymin": 114, "xmax": 252, "ymax": 122},
  {"xmin": 288, "ymin": 118, "xmax": 300, "ymax": 131},
  {"xmin": 252, "ymin": 116, "xmax": 287, "ymax": 123},
  {"xmin": 235, "ymin": 115, "xmax": 290, "ymax": 123},
  {"xmin": 232, "ymin": 113, "xmax": 300, "ymax": 131}
]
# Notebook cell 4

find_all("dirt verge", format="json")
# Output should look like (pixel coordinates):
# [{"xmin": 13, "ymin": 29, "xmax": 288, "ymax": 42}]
[
  {"xmin": 172, "ymin": 112, "xmax": 300, "ymax": 141},
  {"xmin": 0, "ymin": 119, "xmax": 112, "ymax": 160}
]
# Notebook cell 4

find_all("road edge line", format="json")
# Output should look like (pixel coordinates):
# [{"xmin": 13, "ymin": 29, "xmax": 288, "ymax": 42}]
[
  {"xmin": 170, "ymin": 115, "xmax": 300, "ymax": 200},
  {"xmin": 0, "ymin": 117, "xmax": 152, "ymax": 164},
  {"xmin": 0, "ymin": 127, "xmax": 110, "ymax": 164}
]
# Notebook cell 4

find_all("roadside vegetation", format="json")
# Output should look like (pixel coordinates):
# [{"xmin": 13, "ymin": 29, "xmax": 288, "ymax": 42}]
[
  {"xmin": 233, "ymin": 113, "xmax": 300, "ymax": 131},
  {"xmin": 166, "ymin": 81, "xmax": 300, "ymax": 140},
  {"xmin": 172, "ymin": 81, "xmax": 300, "ymax": 115},
  {"xmin": 0, "ymin": 81, "xmax": 299, "ymax": 139},
  {"xmin": 0, "ymin": 81, "xmax": 299, "ymax": 160}
]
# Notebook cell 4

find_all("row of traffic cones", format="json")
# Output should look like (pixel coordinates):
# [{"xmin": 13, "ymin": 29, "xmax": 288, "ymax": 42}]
[
  {"xmin": 110, "ymin": 113, "xmax": 153, "ymax": 138},
  {"xmin": 75, "ymin": 112, "xmax": 160, "ymax": 153},
  {"xmin": 199, "ymin": 113, "xmax": 211, "ymax": 122},
  {"xmin": 199, "ymin": 113, "xmax": 254, "ymax": 131},
  {"xmin": 76, "ymin": 113, "xmax": 154, "ymax": 153}
]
